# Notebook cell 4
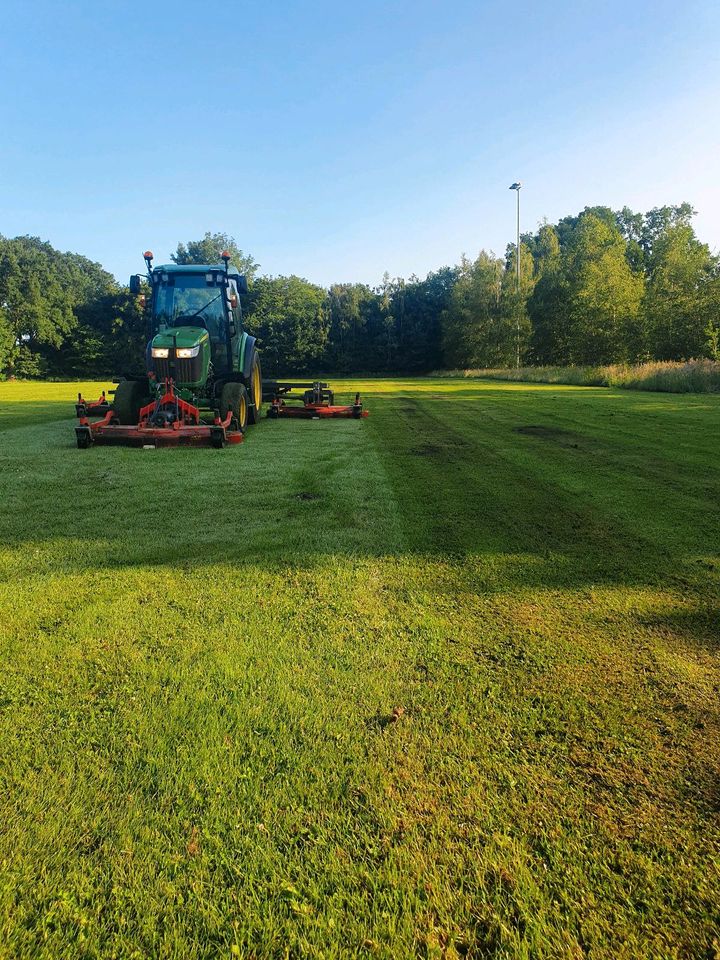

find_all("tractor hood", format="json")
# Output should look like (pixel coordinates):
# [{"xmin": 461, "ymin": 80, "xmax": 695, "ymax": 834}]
[{"xmin": 151, "ymin": 326, "xmax": 210, "ymax": 352}]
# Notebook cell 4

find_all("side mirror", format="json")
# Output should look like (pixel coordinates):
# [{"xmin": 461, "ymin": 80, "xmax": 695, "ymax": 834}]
[
  {"xmin": 129, "ymin": 275, "xmax": 141, "ymax": 295},
  {"xmin": 237, "ymin": 276, "xmax": 249, "ymax": 295}
]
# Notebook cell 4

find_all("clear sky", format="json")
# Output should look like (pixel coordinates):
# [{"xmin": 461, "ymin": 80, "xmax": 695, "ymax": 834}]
[{"xmin": 1, "ymin": 0, "xmax": 719, "ymax": 287}]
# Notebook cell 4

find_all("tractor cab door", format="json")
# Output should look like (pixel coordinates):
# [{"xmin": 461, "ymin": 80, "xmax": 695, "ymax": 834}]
[
  {"xmin": 207, "ymin": 311, "xmax": 229, "ymax": 372},
  {"xmin": 227, "ymin": 280, "xmax": 243, "ymax": 372}
]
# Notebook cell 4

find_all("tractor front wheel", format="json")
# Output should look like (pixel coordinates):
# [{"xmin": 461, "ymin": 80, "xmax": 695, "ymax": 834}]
[
  {"xmin": 113, "ymin": 379, "xmax": 147, "ymax": 425},
  {"xmin": 247, "ymin": 354, "xmax": 263, "ymax": 425},
  {"xmin": 220, "ymin": 382, "xmax": 249, "ymax": 433}
]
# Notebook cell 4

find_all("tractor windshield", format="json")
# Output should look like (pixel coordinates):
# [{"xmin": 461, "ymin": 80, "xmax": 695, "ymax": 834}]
[{"xmin": 153, "ymin": 274, "xmax": 227, "ymax": 342}]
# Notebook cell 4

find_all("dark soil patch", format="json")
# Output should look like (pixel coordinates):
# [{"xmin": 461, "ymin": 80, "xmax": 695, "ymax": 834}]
[
  {"xmin": 295, "ymin": 491, "xmax": 321, "ymax": 501},
  {"xmin": 411, "ymin": 443, "xmax": 445, "ymax": 458},
  {"xmin": 411, "ymin": 439, "xmax": 467, "ymax": 459},
  {"xmin": 514, "ymin": 425, "xmax": 583, "ymax": 448}
]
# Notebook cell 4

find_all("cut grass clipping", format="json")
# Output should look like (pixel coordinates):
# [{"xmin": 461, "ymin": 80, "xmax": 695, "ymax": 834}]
[{"xmin": 0, "ymin": 377, "xmax": 718, "ymax": 959}]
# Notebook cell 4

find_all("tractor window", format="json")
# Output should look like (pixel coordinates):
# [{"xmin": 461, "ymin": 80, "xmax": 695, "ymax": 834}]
[
  {"xmin": 153, "ymin": 275, "xmax": 227, "ymax": 342},
  {"xmin": 229, "ymin": 281, "xmax": 242, "ymax": 329}
]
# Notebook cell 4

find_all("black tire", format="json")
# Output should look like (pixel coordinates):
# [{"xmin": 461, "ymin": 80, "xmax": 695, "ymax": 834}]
[
  {"xmin": 220, "ymin": 382, "xmax": 249, "ymax": 432},
  {"xmin": 246, "ymin": 353, "xmax": 263, "ymax": 425},
  {"xmin": 113, "ymin": 379, "xmax": 148, "ymax": 425},
  {"xmin": 303, "ymin": 387, "xmax": 334, "ymax": 406}
]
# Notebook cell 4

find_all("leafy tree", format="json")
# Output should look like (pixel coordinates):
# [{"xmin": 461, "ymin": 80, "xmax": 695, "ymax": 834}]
[
  {"xmin": 563, "ymin": 214, "xmax": 644, "ymax": 364},
  {"xmin": 554, "ymin": 206, "xmax": 618, "ymax": 251},
  {"xmin": 499, "ymin": 242, "xmax": 534, "ymax": 364},
  {"xmin": 442, "ymin": 252, "xmax": 507, "ymax": 368},
  {"xmin": 0, "ymin": 237, "xmax": 75, "ymax": 375},
  {"xmin": 325, "ymin": 282, "xmax": 378, "ymax": 372},
  {"xmin": 378, "ymin": 272, "xmax": 400, "ymax": 369},
  {"xmin": 527, "ymin": 224, "xmax": 565, "ymax": 363},
  {"xmin": 618, "ymin": 203, "xmax": 696, "ymax": 274},
  {"xmin": 323, "ymin": 269, "xmax": 457, "ymax": 373},
  {"xmin": 171, "ymin": 232, "xmax": 259, "ymax": 279},
  {"xmin": 705, "ymin": 277, "xmax": 720, "ymax": 361},
  {"xmin": 397, "ymin": 267, "xmax": 458, "ymax": 371},
  {"xmin": 0, "ymin": 318, "xmax": 13, "ymax": 373},
  {"xmin": 643, "ymin": 224, "xmax": 717, "ymax": 360},
  {"xmin": 528, "ymin": 270, "xmax": 571, "ymax": 364},
  {"xmin": 61, "ymin": 289, "xmax": 147, "ymax": 376},
  {"xmin": 244, "ymin": 276, "xmax": 329, "ymax": 375},
  {"xmin": 526, "ymin": 213, "xmax": 644, "ymax": 364},
  {"xmin": 0, "ymin": 235, "xmax": 117, "ymax": 376}
]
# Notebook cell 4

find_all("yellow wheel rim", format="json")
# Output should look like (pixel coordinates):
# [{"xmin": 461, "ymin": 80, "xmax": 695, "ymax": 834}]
[
  {"xmin": 240, "ymin": 395, "xmax": 247, "ymax": 425},
  {"xmin": 252, "ymin": 363, "xmax": 261, "ymax": 408}
]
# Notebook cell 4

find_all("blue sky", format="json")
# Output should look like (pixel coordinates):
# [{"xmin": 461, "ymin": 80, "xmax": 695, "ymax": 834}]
[{"xmin": 1, "ymin": 0, "xmax": 719, "ymax": 286}]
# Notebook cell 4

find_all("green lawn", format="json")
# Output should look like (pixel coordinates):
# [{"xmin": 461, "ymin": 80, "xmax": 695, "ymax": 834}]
[{"xmin": 0, "ymin": 377, "xmax": 718, "ymax": 960}]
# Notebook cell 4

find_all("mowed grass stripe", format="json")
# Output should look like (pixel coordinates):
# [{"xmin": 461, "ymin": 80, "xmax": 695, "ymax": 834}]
[
  {"xmin": 0, "ymin": 382, "xmax": 106, "ymax": 433},
  {"xmin": 0, "ymin": 379, "xmax": 718, "ymax": 959},
  {"xmin": 367, "ymin": 383, "xmax": 720, "ymax": 580},
  {"xmin": 0, "ymin": 385, "xmax": 403, "ymax": 579}
]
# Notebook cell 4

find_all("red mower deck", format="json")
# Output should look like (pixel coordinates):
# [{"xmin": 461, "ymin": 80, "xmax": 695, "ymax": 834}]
[
  {"xmin": 75, "ymin": 390, "xmax": 112, "ymax": 419},
  {"xmin": 75, "ymin": 380, "xmax": 244, "ymax": 449},
  {"xmin": 265, "ymin": 381, "xmax": 369, "ymax": 420}
]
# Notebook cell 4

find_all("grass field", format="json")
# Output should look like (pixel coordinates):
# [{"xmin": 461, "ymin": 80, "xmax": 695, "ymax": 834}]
[{"xmin": 0, "ymin": 378, "xmax": 718, "ymax": 960}]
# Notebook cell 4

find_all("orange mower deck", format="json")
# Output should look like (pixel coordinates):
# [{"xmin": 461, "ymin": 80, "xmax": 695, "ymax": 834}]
[
  {"xmin": 265, "ymin": 382, "xmax": 368, "ymax": 419},
  {"xmin": 75, "ymin": 390, "xmax": 112, "ymax": 419},
  {"xmin": 75, "ymin": 380, "xmax": 244, "ymax": 449}
]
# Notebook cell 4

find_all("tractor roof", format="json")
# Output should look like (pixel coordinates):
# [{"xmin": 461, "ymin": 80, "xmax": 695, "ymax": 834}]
[{"xmin": 153, "ymin": 263, "xmax": 245, "ymax": 277}]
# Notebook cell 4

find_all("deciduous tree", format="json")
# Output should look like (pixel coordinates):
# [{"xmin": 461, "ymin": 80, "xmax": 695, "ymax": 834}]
[{"xmin": 171, "ymin": 232, "xmax": 259, "ymax": 279}]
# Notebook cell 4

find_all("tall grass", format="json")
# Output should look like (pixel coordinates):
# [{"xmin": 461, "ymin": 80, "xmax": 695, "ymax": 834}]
[{"xmin": 436, "ymin": 359, "xmax": 720, "ymax": 393}]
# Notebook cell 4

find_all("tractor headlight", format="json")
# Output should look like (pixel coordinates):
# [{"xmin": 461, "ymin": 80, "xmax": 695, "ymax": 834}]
[
  {"xmin": 151, "ymin": 347, "xmax": 169, "ymax": 359},
  {"xmin": 176, "ymin": 345, "xmax": 200, "ymax": 359}
]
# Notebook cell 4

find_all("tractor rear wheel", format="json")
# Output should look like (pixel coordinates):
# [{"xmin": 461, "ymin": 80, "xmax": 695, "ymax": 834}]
[
  {"xmin": 247, "ymin": 353, "xmax": 263, "ymax": 424},
  {"xmin": 113, "ymin": 379, "xmax": 147, "ymax": 425},
  {"xmin": 220, "ymin": 382, "xmax": 249, "ymax": 433}
]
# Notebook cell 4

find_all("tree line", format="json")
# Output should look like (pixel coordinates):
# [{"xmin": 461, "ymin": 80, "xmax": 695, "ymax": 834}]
[{"xmin": 1, "ymin": 207, "xmax": 719, "ymax": 379}]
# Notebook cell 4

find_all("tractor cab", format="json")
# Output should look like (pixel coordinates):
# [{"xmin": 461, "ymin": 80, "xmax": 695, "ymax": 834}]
[{"xmin": 145, "ymin": 261, "xmax": 248, "ymax": 388}]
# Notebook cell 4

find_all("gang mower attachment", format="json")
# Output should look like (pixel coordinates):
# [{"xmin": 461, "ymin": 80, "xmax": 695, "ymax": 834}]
[
  {"xmin": 75, "ymin": 390, "xmax": 112, "ymax": 419},
  {"xmin": 265, "ymin": 381, "xmax": 368, "ymax": 419},
  {"xmin": 75, "ymin": 378, "xmax": 244, "ymax": 448}
]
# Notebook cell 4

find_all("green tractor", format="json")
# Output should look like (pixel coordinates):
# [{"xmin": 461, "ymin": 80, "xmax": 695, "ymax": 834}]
[{"xmin": 76, "ymin": 250, "xmax": 263, "ymax": 447}]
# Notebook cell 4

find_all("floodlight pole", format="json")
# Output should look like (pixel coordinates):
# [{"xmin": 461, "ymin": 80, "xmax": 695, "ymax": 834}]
[{"xmin": 509, "ymin": 182, "xmax": 522, "ymax": 368}]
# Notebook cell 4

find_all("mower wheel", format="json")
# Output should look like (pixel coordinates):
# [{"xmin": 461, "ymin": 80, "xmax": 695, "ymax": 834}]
[
  {"xmin": 247, "ymin": 353, "xmax": 263, "ymax": 425},
  {"xmin": 220, "ymin": 382, "xmax": 249, "ymax": 433},
  {"xmin": 113, "ymin": 379, "xmax": 147, "ymax": 425}
]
